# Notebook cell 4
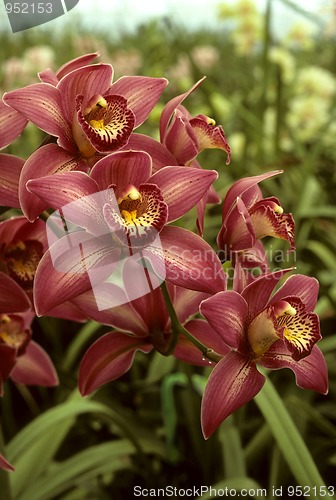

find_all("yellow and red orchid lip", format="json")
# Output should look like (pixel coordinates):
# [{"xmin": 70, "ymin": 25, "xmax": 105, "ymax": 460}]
[
  {"xmin": 103, "ymin": 183, "xmax": 168, "ymax": 248},
  {"xmin": 189, "ymin": 114, "xmax": 231, "ymax": 164},
  {"xmin": 3, "ymin": 239, "xmax": 44, "ymax": 290},
  {"xmin": 274, "ymin": 297, "xmax": 321, "ymax": 361},
  {"xmin": 74, "ymin": 94, "xmax": 135, "ymax": 157}
]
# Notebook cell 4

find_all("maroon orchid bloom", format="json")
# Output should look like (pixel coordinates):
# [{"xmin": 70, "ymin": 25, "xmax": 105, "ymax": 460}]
[
  {"xmin": 199, "ymin": 272, "xmax": 328, "ymax": 438},
  {"xmin": 27, "ymin": 150, "xmax": 226, "ymax": 315},
  {"xmin": 75, "ymin": 281, "xmax": 229, "ymax": 396},
  {"xmin": 3, "ymin": 62, "xmax": 168, "ymax": 221},
  {"xmin": 38, "ymin": 52, "xmax": 100, "ymax": 86},
  {"xmin": 217, "ymin": 171, "xmax": 295, "ymax": 264},
  {"xmin": 0, "ymin": 217, "xmax": 87, "ymax": 322},
  {"xmin": 0, "ymin": 311, "xmax": 58, "ymax": 396}
]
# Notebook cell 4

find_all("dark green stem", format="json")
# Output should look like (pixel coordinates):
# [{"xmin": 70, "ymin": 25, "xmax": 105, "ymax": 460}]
[
  {"xmin": 0, "ymin": 424, "xmax": 13, "ymax": 499},
  {"xmin": 160, "ymin": 282, "xmax": 222, "ymax": 363}
]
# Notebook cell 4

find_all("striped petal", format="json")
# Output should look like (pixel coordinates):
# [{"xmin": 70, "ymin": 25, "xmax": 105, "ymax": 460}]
[
  {"xmin": 201, "ymin": 352, "xmax": 265, "ymax": 438},
  {"xmin": 122, "ymin": 133, "xmax": 177, "ymax": 172},
  {"xmin": 270, "ymin": 275, "xmax": 319, "ymax": 312},
  {"xmin": 3, "ymin": 84, "xmax": 74, "ymax": 152},
  {"xmin": 108, "ymin": 76, "xmax": 168, "ymax": 128},
  {"xmin": 19, "ymin": 144, "xmax": 86, "ymax": 221},
  {"xmin": 259, "ymin": 343, "xmax": 328, "ymax": 394},
  {"xmin": 78, "ymin": 331, "xmax": 152, "ymax": 395},
  {"xmin": 0, "ymin": 274, "xmax": 31, "ymax": 314},
  {"xmin": 11, "ymin": 340, "xmax": 59, "ymax": 387},
  {"xmin": 56, "ymin": 52, "xmax": 100, "ymax": 80},
  {"xmin": 0, "ymin": 154, "xmax": 24, "ymax": 208},
  {"xmin": 0, "ymin": 100, "xmax": 28, "ymax": 149},
  {"xmin": 148, "ymin": 166, "xmax": 218, "ymax": 222}
]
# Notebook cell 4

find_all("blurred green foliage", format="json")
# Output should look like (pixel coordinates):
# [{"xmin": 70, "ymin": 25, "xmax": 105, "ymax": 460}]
[{"xmin": 1, "ymin": 0, "xmax": 336, "ymax": 498}]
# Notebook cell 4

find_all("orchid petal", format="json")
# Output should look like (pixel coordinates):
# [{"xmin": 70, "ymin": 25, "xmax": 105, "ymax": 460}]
[
  {"xmin": 46, "ymin": 301, "xmax": 87, "ymax": 322},
  {"xmin": 122, "ymin": 133, "xmax": 177, "ymax": 172},
  {"xmin": 0, "ymin": 453, "xmax": 14, "ymax": 472},
  {"xmin": 56, "ymin": 52, "xmax": 100, "ymax": 80},
  {"xmin": 242, "ymin": 269, "xmax": 292, "ymax": 322},
  {"xmin": 11, "ymin": 341, "xmax": 59, "ymax": 387},
  {"xmin": 78, "ymin": 331, "xmax": 152, "ymax": 395},
  {"xmin": 259, "ymin": 343, "xmax": 328, "ymax": 394},
  {"xmin": 174, "ymin": 319, "xmax": 230, "ymax": 366},
  {"xmin": 201, "ymin": 352, "xmax": 265, "ymax": 438},
  {"xmin": 0, "ymin": 154, "xmax": 24, "ymax": 208},
  {"xmin": 90, "ymin": 150, "xmax": 152, "ymax": 194},
  {"xmin": 72, "ymin": 284, "xmax": 149, "ymax": 335},
  {"xmin": 217, "ymin": 197, "xmax": 255, "ymax": 252},
  {"xmin": 0, "ymin": 100, "xmax": 28, "ymax": 149},
  {"xmin": 108, "ymin": 76, "xmax": 168, "ymax": 128},
  {"xmin": 164, "ymin": 111, "xmax": 198, "ymax": 164},
  {"xmin": 57, "ymin": 64, "xmax": 113, "ymax": 123},
  {"xmin": 3, "ymin": 84, "xmax": 74, "ymax": 151},
  {"xmin": 19, "ymin": 144, "xmax": 86, "ymax": 221},
  {"xmin": 149, "ymin": 166, "xmax": 218, "ymax": 222},
  {"xmin": 33, "ymin": 233, "xmax": 118, "ymax": 315},
  {"xmin": 249, "ymin": 200, "xmax": 295, "ymax": 250},
  {"xmin": 222, "ymin": 171, "xmax": 282, "ymax": 219},
  {"xmin": 270, "ymin": 275, "xmax": 319, "ymax": 312},
  {"xmin": 200, "ymin": 291, "xmax": 248, "ymax": 349},
  {"xmin": 160, "ymin": 77, "xmax": 205, "ymax": 141},
  {"xmin": 150, "ymin": 226, "xmax": 226, "ymax": 294},
  {"xmin": 0, "ymin": 274, "xmax": 31, "ymax": 314},
  {"xmin": 38, "ymin": 68, "xmax": 59, "ymax": 85},
  {"xmin": 173, "ymin": 287, "xmax": 210, "ymax": 325}
]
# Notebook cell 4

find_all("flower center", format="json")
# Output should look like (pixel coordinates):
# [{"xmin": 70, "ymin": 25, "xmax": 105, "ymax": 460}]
[
  {"xmin": 0, "ymin": 314, "xmax": 28, "ymax": 352},
  {"xmin": 103, "ymin": 184, "xmax": 168, "ymax": 247},
  {"xmin": 74, "ymin": 94, "xmax": 135, "ymax": 157},
  {"xmin": 3, "ymin": 239, "xmax": 44, "ymax": 289}
]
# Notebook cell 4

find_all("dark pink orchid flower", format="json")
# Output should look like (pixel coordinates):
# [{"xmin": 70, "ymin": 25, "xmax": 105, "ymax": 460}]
[
  {"xmin": 0, "ymin": 310, "xmax": 58, "ymax": 397},
  {"xmin": 217, "ymin": 171, "xmax": 295, "ymax": 263},
  {"xmin": 3, "ymin": 62, "xmax": 168, "ymax": 221},
  {"xmin": 38, "ymin": 52, "xmax": 100, "ymax": 86},
  {"xmin": 75, "ymin": 281, "xmax": 229, "ymax": 396},
  {"xmin": 0, "ymin": 99, "xmax": 28, "ymax": 208},
  {"xmin": 199, "ymin": 272, "xmax": 328, "ymax": 438},
  {"xmin": 0, "ymin": 216, "xmax": 87, "ymax": 323},
  {"xmin": 27, "ymin": 150, "xmax": 226, "ymax": 315}
]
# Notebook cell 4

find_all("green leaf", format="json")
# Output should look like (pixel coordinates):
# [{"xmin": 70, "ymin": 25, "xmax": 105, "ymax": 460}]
[{"xmin": 254, "ymin": 377, "xmax": 327, "ymax": 498}]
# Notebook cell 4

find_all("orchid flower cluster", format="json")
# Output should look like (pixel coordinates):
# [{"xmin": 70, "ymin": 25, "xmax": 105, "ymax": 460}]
[{"xmin": 0, "ymin": 53, "xmax": 328, "ymax": 470}]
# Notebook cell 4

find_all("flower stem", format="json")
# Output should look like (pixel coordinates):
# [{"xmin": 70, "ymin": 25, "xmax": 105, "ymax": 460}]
[{"xmin": 160, "ymin": 282, "xmax": 222, "ymax": 363}]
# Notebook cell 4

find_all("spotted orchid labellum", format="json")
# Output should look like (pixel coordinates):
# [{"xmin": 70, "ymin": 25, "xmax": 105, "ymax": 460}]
[{"xmin": 0, "ymin": 51, "xmax": 329, "ymax": 472}]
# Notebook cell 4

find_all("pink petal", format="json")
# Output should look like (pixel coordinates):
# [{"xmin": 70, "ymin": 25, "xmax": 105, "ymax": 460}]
[
  {"xmin": 222, "ymin": 171, "xmax": 282, "ymax": 219},
  {"xmin": 46, "ymin": 301, "xmax": 87, "ymax": 322},
  {"xmin": 148, "ymin": 166, "xmax": 218, "ymax": 222},
  {"xmin": 33, "ymin": 233, "xmax": 118, "ymax": 315},
  {"xmin": 200, "ymin": 291, "xmax": 248, "ymax": 349},
  {"xmin": 0, "ymin": 273, "xmax": 31, "ymax": 313},
  {"xmin": 56, "ymin": 52, "xmax": 100, "ymax": 80},
  {"xmin": 270, "ymin": 275, "xmax": 319, "ymax": 312},
  {"xmin": 90, "ymin": 150, "xmax": 152, "ymax": 194},
  {"xmin": 19, "ymin": 144, "xmax": 86, "ymax": 221},
  {"xmin": 0, "ymin": 154, "xmax": 24, "ymax": 207},
  {"xmin": 11, "ymin": 341, "xmax": 59, "ymax": 387},
  {"xmin": 259, "ymin": 343, "xmax": 328, "ymax": 394},
  {"xmin": 0, "ymin": 100, "xmax": 28, "ymax": 149},
  {"xmin": 217, "ymin": 197, "xmax": 255, "ymax": 252},
  {"xmin": 57, "ymin": 64, "xmax": 113, "ymax": 123},
  {"xmin": 249, "ymin": 200, "xmax": 295, "ymax": 250},
  {"xmin": 242, "ymin": 268, "xmax": 292, "ymax": 322},
  {"xmin": 108, "ymin": 76, "xmax": 168, "ymax": 128},
  {"xmin": 174, "ymin": 318, "xmax": 230, "ymax": 366},
  {"xmin": 27, "ymin": 171, "xmax": 105, "ymax": 235},
  {"xmin": 163, "ymin": 111, "xmax": 198, "ymax": 164},
  {"xmin": 122, "ymin": 133, "xmax": 177, "ymax": 172},
  {"xmin": 189, "ymin": 115, "xmax": 231, "ymax": 164},
  {"xmin": 78, "ymin": 331, "xmax": 152, "ymax": 395},
  {"xmin": 160, "ymin": 77, "xmax": 205, "ymax": 141},
  {"xmin": 201, "ymin": 352, "xmax": 265, "ymax": 438},
  {"xmin": 72, "ymin": 284, "xmax": 149, "ymax": 335},
  {"xmin": 0, "ymin": 453, "xmax": 14, "ymax": 472},
  {"xmin": 3, "ymin": 84, "xmax": 74, "ymax": 151},
  {"xmin": 38, "ymin": 68, "xmax": 59, "ymax": 85},
  {"xmin": 154, "ymin": 226, "xmax": 226, "ymax": 294}
]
